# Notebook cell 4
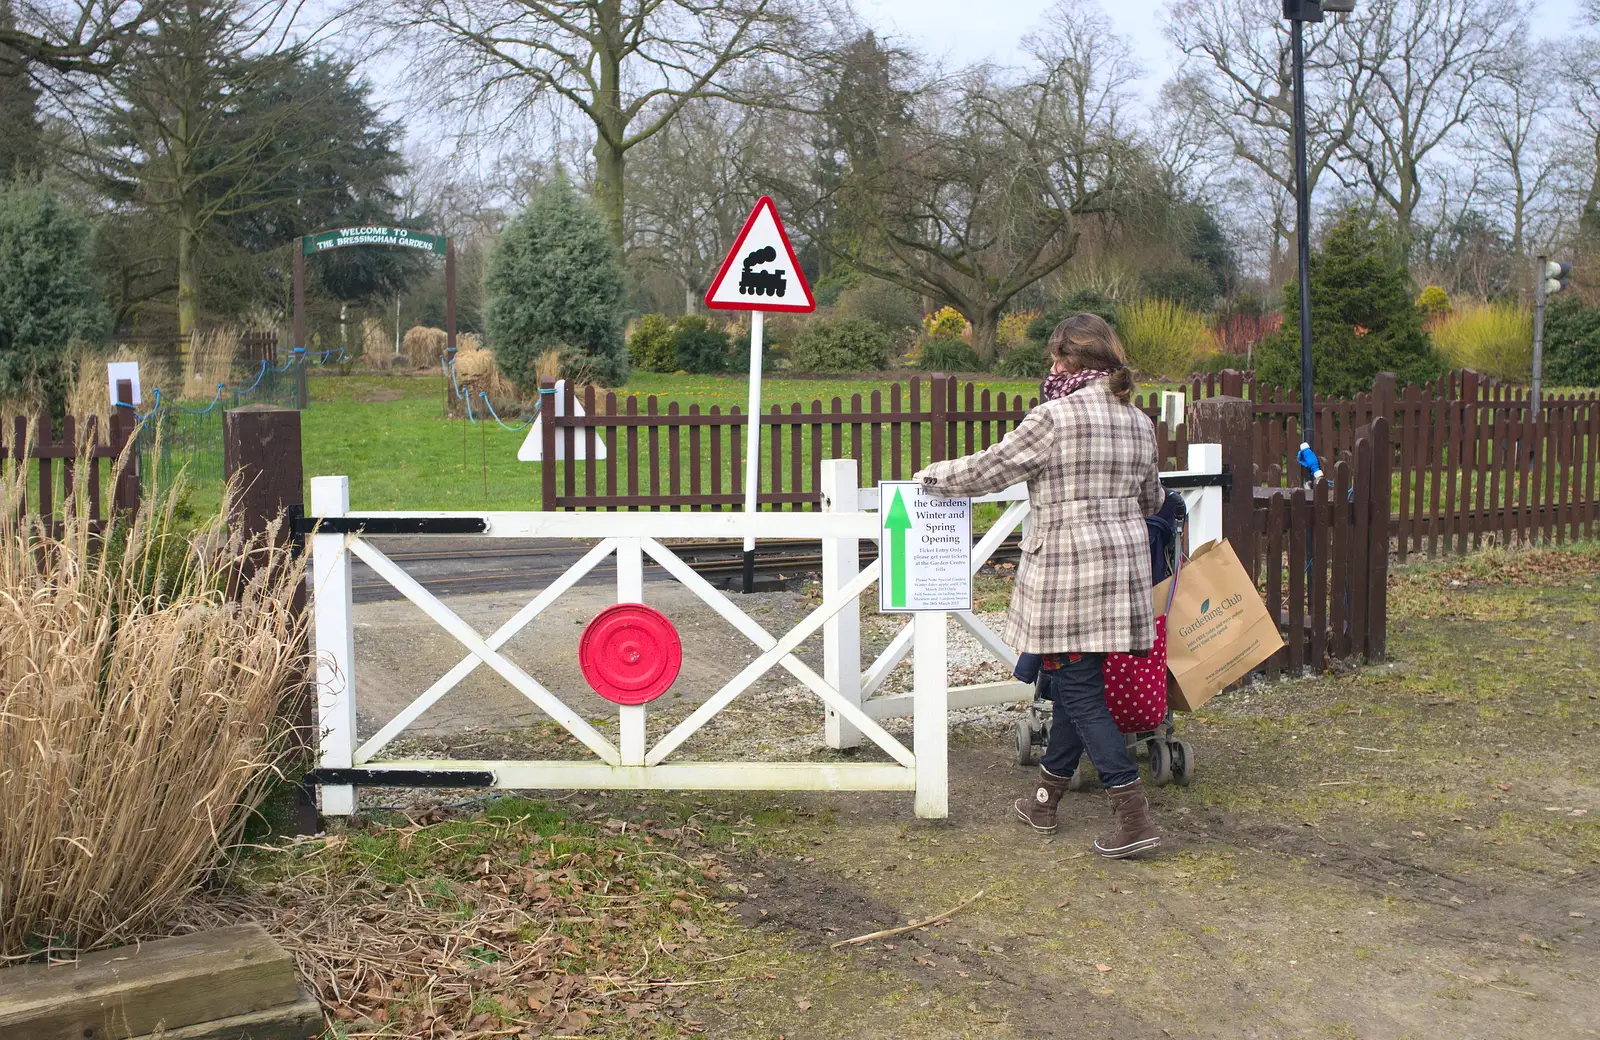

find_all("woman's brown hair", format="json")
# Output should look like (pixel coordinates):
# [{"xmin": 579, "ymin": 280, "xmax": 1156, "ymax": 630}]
[{"xmin": 1047, "ymin": 314, "xmax": 1133, "ymax": 403}]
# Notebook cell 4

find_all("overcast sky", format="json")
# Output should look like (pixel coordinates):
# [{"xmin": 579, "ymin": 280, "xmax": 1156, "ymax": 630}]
[{"xmin": 856, "ymin": 0, "xmax": 1589, "ymax": 105}]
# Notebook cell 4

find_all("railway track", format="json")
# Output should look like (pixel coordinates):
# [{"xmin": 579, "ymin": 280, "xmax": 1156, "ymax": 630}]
[{"xmin": 350, "ymin": 534, "xmax": 1023, "ymax": 601}]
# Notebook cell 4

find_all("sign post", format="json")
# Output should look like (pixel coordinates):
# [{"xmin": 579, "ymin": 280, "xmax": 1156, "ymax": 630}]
[
  {"xmin": 292, "ymin": 227, "xmax": 453, "ymax": 410},
  {"xmin": 703, "ymin": 196, "xmax": 816, "ymax": 591},
  {"xmin": 876, "ymin": 481, "xmax": 973, "ymax": 613}
]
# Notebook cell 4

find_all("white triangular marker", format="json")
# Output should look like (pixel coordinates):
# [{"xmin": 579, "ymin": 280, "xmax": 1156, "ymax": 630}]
[
  {"xmin": 703, "ymin": 196, "xmax": 815, "ymax": 313},
  {"xmin": 518, "ymin": 379, "xmax": 607, "ymax": 461}
]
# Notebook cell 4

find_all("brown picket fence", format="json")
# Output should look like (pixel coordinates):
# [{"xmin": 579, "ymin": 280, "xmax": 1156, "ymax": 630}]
[
  {"xmin": 537, "ymin": 370, "xmax": 1597, "ymax": 567},
  {"xmin": 1250, "ymin": 418, "xmax": 1391, "ymax": 674},
  {"xmin": 0, "ymin": 405, "xmax": 141, "ymax": 527},
  {"xmin": 537, "ymin": 374, "xmax": 1194, "ymax": 511},
  {"xmin": 1243, "ymin": 371, "xmax": 1600, "ymax": 559}
]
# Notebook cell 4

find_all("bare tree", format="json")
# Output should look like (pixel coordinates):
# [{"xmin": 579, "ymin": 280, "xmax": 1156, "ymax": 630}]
[
  {"xmin": 838, "ymin": 8, "xmax": 1144, "ymax": 364},
  {"xmin": 625, "ymin": 96, "xmax": 767, "ymax": 310},
  {"xmin": 1165, "ymin": 0, "xmax": 1370, "ymax": 283},
  {"xmin": 382, "ymin": 0, "xmax": 817, "ymax": 249},
  {"xmin": 1560, "ymin": 30, "xmax": 1600, "ymax": 238},
  {"xmin": 0, "ymin": 0, "xmax": 165, "ymax": 73},
  {"xmin": 1467, "ymin": 29, "xmax": 1562, "ymax": 262},
  {"xmin": 1346, "ymin": 0, "xmax": 1528, "ymax": 254}
]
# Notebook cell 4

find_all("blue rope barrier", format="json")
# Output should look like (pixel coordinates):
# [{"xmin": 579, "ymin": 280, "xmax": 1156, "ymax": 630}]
[
  {"xmin": 440, "ymin": 350, "xmax": 545, "ymax": 430},
  {"xmin": 171, "ymin": 384, "xmax": 226, "ymax": 415},
  {"xmin": 235, "ymin": 360, "xmax": 268, "ymax": 395},
  {"xmin": 113, "ymin": 387, "xmax": 162, "ymax": 423},
  {"xmin": 477, "ymin": 391, "xmax": 538, "ymax": 432}
]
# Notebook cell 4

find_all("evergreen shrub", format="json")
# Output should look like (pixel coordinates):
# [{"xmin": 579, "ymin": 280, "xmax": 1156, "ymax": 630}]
[
  {"xmin": 0, "ymin": 182, "xmax": 108, "ymax": 411},
  {"xmin": 485, "ymin": 178, "xmax": 629, "ymax": 388},
  {"xmin": 789, "ymin": 315, "xmax": 892, "ymax": 372},
  {"xmin": 916, "ymin": 338, "xmax": 983, "ymax": 371},
  {"xmin": 1255, "ymin": 214, "xmax": 1443, "ymax": 397}
]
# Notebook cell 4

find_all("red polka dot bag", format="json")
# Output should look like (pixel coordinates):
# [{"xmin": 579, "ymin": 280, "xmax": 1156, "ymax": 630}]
[{"xmin": 1101, "ymin": 551, "xmax": 1180, "ymax": 734}]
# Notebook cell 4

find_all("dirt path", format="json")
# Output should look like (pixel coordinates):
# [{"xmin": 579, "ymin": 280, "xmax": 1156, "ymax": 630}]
[{"xmin": 544, "ymin": 547, "xmax": 1600, "ymax": 1039}]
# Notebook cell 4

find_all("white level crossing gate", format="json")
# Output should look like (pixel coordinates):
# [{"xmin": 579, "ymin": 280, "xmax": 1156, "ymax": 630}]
[{"xmin": 306, "ymin": 448, "xmax": 1223, "ymax": 819}]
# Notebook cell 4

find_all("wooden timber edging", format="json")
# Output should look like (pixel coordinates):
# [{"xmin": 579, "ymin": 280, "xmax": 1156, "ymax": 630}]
[{"xmin": 0, "ymin": 923, "xmax": 317, "ymax": 1040}]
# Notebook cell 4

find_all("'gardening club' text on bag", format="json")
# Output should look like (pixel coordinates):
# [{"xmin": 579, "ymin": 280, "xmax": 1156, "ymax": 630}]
[{"xmin": 1155, "ymin": 539, "xmax": 1284, "ymax": 712}]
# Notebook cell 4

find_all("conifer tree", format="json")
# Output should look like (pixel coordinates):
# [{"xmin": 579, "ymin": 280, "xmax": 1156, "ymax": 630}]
[
  {"xmin": 1257, "ymin": 213, "xmax": 1443, "ymax": 398},
  {"xmin": 485, "ymin": 177, "xmax": 629, "ymax": 388}
]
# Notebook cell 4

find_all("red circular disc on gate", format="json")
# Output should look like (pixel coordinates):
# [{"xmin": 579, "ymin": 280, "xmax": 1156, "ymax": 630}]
[{"xmin": 578, "ymin": 604, "xmax": 683, "ymax": 705}]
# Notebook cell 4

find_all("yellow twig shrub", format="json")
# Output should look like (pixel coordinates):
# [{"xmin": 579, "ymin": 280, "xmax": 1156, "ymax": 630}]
[
  {"xmin": 0, "ymin": 452, "xmax": 308, "ymax": 958},
  {"xmin": 923, "ymin": 306, "xmax": 969, "ymax": 341},
  {"xmin": 1430, "ymin": 301, "xmax": 1533, "ymax": 382},
  {"xmin": 1117, "ymin": 298, "xmax": 1211, "ymax": 378}
]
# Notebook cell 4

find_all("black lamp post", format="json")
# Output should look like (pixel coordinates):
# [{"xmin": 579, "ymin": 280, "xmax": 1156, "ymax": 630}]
[{"xmin": 1283, "ymin": 0, "xmax": 1353, "ymax": 481}]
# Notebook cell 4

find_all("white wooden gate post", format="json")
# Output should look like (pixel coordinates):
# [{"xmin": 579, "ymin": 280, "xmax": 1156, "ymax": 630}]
[
  {"xmin": 617, "ymin": 538, "xmax": 647, "ymax": 766},
  {"xmin": 1184, "ymin": 443, "xmax": 1224, "ymax": 552},
  {"xmin": 821, "ymin": 460, "xmax": 863, "ymax": 749},
  {"xmin": 1160, "ymin": 391, "xmax": 1186, "ymax": 437},
  {"xmin": 912, "ymin": 610, "xmax": 948, "ymax": 819},
  {"xmin": 311, "ymin": 475, "xmax": 357, "ymax": 816}
]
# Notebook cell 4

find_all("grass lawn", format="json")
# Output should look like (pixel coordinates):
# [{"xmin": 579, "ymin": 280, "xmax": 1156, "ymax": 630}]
[{"xmin": 295, "ymin": 370, "xmax": 1065, "ymax": 513}]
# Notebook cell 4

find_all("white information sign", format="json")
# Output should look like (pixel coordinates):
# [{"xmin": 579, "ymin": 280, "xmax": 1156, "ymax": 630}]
[
  {"xmin": 877, "ymin": 481, "xmax": 972, "ymax": 613},
  {"xmin": 106, "ymin": 361, "xmax": 142, "ymax": 406}
]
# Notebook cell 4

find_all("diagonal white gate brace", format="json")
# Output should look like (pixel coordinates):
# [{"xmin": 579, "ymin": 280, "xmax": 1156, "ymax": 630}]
[
  {"xmin": 306, "ymin": 469, "xmax": 946, "ymax": 820},
  {"xmin": 346, "ymin": 538, "xmax": 622, "ymax": 764},
  {"xmin": 355, "ymin": 538, "xmax": 620, "ymax": 763}
]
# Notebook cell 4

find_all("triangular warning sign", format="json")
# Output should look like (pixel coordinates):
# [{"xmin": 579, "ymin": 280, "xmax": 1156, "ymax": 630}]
[{"xmin": 703, "ymin": 196, "xmax": 815, "ymax": 313}]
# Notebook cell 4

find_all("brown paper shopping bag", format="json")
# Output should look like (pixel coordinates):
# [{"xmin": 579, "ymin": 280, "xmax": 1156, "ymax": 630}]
[{"xmin": 1154, "ymin": 539, "xmax": 1284, "ymax": 712}]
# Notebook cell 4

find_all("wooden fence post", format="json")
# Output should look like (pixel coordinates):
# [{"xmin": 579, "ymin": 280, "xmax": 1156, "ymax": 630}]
[
  {"xmin": 1189, "ymin": 396, "xmax": 1255, "ymax": 571},
  {"xmin": 1372, "ymin": 372, "xmax": 1397, "ymax": 424},
  {"xmin": 111, "ymin": 378, "xmax": 140, "ymax": 514},
  {"xmin": 540, "ymin": 378, "xmax": 557, "ymax": 510},
  {"xmin": 930, "ymin": 374, "xmax": 948, "ymax": 463},
  {"xmin": 1365, "ymin": 416, "xmax": 1391, "ymax": 662},
  {"xmin": 224, "ymin": 404, "xmax": 316, "ymax": 835}
]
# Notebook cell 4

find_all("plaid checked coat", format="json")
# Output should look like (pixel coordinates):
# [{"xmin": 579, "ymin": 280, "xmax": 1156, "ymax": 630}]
[{"xmin": 920, "ymin": 380, "xmax": 1163, "ymax": 654}]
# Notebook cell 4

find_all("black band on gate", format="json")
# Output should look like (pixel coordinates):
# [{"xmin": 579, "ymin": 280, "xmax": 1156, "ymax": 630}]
[
  {"xmin": 306, "ymin": 768, "xmax": 495, "ymax": 788},
  {"xmin": 290, "ymin": 516, "xmax": 489, "ymax": 536}
]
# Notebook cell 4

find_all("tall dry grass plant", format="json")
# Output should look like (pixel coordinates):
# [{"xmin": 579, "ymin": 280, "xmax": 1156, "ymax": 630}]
[
  {"xmin": 0, "ymin": 452, "xmax": 308, "ymax": 959},
  {"xmin": 184, "ymin": 328, "xmax": 241, "ymax": 398}
]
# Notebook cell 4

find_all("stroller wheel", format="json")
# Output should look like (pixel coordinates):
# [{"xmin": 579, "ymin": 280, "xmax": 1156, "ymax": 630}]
[
  {"xmin": 1171, "ymin": 740, "xmax": 1195, "ymax": 786},
  {"xmin": 1014, "ymin": 719, "xmax": 1036, "ymax": 767},
  {"xmin": 1146, "ymin": 739, "xmax": 1174, "ymax": 786}
]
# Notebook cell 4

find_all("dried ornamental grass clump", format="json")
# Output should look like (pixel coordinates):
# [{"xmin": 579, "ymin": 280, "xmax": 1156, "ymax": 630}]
[
  {"xmin": 403, "ymin": 326, "xmax": 449, "ymax": 369},
  {"xmin": 452, "ymin": 346, "xmax": 520, "ymax": 415},
  {"xmin": 0, "ymin": 457, "xmax": 308, "ymax": 959}
]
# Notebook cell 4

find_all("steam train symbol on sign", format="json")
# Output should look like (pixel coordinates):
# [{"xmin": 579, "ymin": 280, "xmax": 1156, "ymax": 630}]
[{"xmin": 737, "ymin": 245, "xmax": 787, "ymax": 298}]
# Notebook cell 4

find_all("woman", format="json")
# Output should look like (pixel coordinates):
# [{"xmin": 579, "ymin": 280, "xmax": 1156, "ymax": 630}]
[{"xmin": 915, "ymin": 315, "xmax": 1164, "ymax": 858}]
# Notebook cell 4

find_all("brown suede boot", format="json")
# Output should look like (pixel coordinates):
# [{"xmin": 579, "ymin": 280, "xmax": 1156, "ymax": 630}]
[
  {"xmin": 1014, "ymin": 767, "xmax": 1071, "ymax": 833},
  {"xmin": 1094, "ymin": 779, "xmax": 1161, "ymax": 858}
]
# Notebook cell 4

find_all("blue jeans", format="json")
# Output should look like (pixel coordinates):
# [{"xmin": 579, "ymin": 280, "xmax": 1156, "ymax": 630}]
[{"xmin": 1038, "ymin": 652, "xmax": 1140, "ymax": 789}]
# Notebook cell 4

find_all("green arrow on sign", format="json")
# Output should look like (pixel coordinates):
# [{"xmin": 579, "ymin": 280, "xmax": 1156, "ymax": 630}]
[{"xmin": 885, "ymin": 487, "xmax": 911, "ymax": 607}]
